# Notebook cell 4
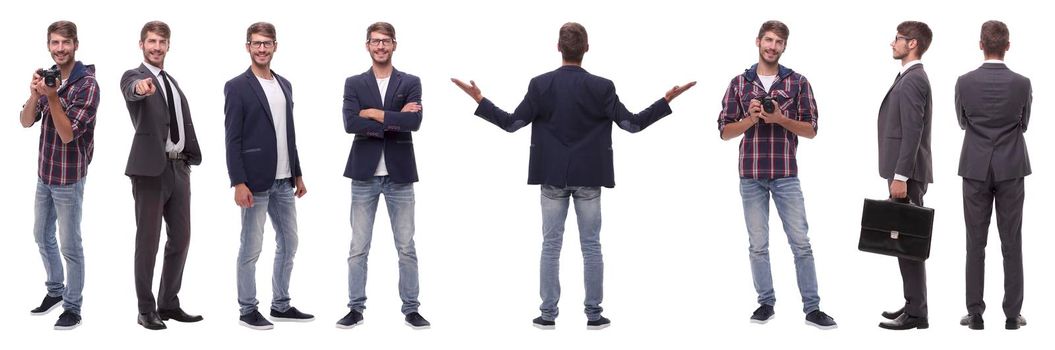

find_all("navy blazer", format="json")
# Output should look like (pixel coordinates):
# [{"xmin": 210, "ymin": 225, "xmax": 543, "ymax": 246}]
[
  {"xmin": 474, "ymin": 65, "xmax": 672, "ymax": 188},
  {"xmin": 224, "ymin": 68, "xmax": 303, "ymax": 192},
  {"xmin": 342, "ymin": 68, "xmax": 423, "ymax": 183}
]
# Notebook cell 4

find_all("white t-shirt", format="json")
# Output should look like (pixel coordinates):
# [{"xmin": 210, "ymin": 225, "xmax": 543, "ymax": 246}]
[
  {"xmin": 758, "ymin": 74, "xmax": 777, "ymax": 92},
  {"xmin": 373, "ymin": 77, "xmax": 390, "ymax": 176},
  {"xmin": 257, "ymin": 75, "xmax": 292, "ymax": 179}
]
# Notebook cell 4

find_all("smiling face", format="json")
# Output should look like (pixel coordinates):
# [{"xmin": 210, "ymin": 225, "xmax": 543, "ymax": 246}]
[
  {"xmin": 366, "ymin": 31, "xmax": 396, "ymax": 65},
  {"xmin": 756, "ymin": 31, "xmax": 786, "ymax": 65},
  {"xmin": 245, "ymin": 33, "xmax": 277, "ymax": 68},
  {"xmin": 140, "ymin": 31, "xmax": 169, "ymax": 68},
  {"xmin": 48, "ymin": 32, "xmax": 77, "ymax": 68}
]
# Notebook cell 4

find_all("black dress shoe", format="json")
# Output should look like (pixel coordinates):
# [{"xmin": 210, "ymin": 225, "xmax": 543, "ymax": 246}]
[
  {"xmin": 881, "ymin": 307, "xmax": 905, "ymax": 320},
  {"xmin": 960, "ymin": 314, "xmax": 983, "ymax": 330},
  {"xmin": 1006, "ymin": 315, "xmax": 1027, "ymax": 330},
  {"xmin": 158, "ymin": 308, "xmax": 204, "ymax": 323},
  {"xmin": 879, "ymin": 313, "xmax": 929, "ymax": 330},
  {"xmin": 138, "ymin": 312, "xmax": 167, "ymax": 330}
]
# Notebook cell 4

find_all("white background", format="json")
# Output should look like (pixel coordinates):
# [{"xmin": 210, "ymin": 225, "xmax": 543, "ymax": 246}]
[{"xmin": 0, "ymin": 0, "xmax": 1049, "ymax": 348}]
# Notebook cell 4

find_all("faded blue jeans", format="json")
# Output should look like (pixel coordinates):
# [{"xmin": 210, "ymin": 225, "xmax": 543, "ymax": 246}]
[
  {"xmin": 33, "ymin": 178, "xmax": 86, "ymax": 314},
  {"xmin": 347, "ymin": 176, "xmax": 419, "ymax": 315},
  {"xmin": 539, "ymin": 185, "xmax": 603, "ymax": 321},
  {"xmin": 236, "ymin": 179, "xmax": 299, "ymax": 316},
  {"xmin": 739, "ymin": 177, "xmax": 820, "ymax": 314}
]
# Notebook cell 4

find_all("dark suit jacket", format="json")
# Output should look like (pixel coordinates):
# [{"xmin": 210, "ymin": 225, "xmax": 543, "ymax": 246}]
[
  {"xmin": 224, "ymin": 68, "xmax": 303, "ymax": 192},
  {"xmin": 878, "ymin": 63, "xmax": 932, "ymax": 183},
  {"xmin": 342, "ymin": 68, "xmax": 422, "ymax": 183},
  {"xmin": 121, "ymin": 63, "xmax": 202, "ymax": 176},
  {"xmin": 474, "ymin": 65, "xmax": 672, "ymax": 188},
  {"xmin": 955, "ymin": 62, "xmax": 1032, "ymax": 182}
]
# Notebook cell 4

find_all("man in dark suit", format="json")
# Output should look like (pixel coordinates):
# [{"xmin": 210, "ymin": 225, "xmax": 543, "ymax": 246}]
[
  {"xmin": 452, "ymin": 22, "xmax": 693, "ymax": 330},
  {"xmin": 876, "ymin": 21, "xmax": 933, "ymax": 331},
  {"xmin": 225, "ymin": 22, "xmax": 313, "ymax": 331},
  {"xmin": 955, "ymin": 20, "xmax": 1031, "ymax": 331},
  {"xmin": 337, "ymin": 22, "xmax": 429, "ymax": 330},
  {"xmin": 120, "ymin": 21, "xmax": 203, "ymax": 330}
]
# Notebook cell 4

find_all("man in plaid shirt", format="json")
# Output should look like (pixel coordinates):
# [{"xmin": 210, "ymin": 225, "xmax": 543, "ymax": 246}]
[
  {"xmin": 717, "ymin": 20, "xmax": 835, "ymax": 330},
  {"xmin": 18, "ymin": 20, "xmax": 99, "ymax": 331}
]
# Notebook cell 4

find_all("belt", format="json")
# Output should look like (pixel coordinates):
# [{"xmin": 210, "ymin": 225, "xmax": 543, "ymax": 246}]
[{"xmin": 167, "ymin": 151, "xmax": 185, "ymax": 160}]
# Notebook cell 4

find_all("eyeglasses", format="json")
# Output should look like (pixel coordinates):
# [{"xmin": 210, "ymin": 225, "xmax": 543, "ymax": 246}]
[
  {"xmin": 894, "ymin": 35, "xmax": 913, "ymax": 42},
  {"xmin": 367, "ymin": 38, "xmax": 395, "ymax": 47},
  {"xmin": 248, "ymin": 40, "xmax": 276, "ymax": 49}
]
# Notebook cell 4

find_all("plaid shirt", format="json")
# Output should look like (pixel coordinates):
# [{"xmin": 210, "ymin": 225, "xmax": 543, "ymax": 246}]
[
  {"xmin": 32, "ymin": 61, "xmax": 99, "ymax": 185},
  {"xmin": 717, "ymin": 64, "xmax": 817, "ymax": 179}
]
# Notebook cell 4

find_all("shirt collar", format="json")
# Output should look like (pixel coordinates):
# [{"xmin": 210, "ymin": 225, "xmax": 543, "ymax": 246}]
[
  {"xmin": 900, "ymin": 60, "xmax": 921, "ymax": 75},
  {"xmin": 143, "ymin": 61, "xmax": 163, "ymax": 77},
  {"xmin": 983, "ymin": 59, "xmax": 1005, "ymax": 64}
]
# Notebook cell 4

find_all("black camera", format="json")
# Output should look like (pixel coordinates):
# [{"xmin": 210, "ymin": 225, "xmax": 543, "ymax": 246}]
[
  {"xmin": 754, "ymin": 96, "xmax": 776, "ymax": 114},
  {"xmin": 37, "ymin": 68, "xmax": 61, "ymax": 88}
]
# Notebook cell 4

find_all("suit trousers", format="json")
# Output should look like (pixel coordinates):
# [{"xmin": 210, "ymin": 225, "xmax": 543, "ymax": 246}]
[
  {"xmin": 963, "ymin": 175, "xmax": 1025, "ymax": 318},
  {"xmin": 889, "ymin": 179, "xmax": 928, "ymax": 317},
  {"xmin": 131, "ymin": 159, "xmax": 192, "ymax": 313}
]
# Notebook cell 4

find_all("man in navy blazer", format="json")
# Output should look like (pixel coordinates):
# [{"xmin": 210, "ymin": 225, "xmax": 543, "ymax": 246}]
[
  {"xmin": 452, "ymin": 22, "xmax": 694, "ymax": 330},
  {"xmin": 337, "ymin": 22, "xmax": 429, "ymax": 330},
  {"xmin": 224, "ymin": 22, "xmax": 313, "ymax": 330}
]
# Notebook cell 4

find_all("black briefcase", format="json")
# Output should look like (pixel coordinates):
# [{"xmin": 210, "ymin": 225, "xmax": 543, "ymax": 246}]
[{"xmin": 858, "ymin": 198, "xmax": 934, "ymax": 261}]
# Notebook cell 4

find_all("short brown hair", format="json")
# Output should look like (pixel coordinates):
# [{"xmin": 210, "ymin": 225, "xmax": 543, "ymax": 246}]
[
  {"xmin": 980, "ymin": 20, "xmax": 1009, "ymax": 58},
  {"xmin": 140, "ymin": 21, "xmax": 171, "ymax": 42},
  {"xmin": 47, "ymin": 20, "xmax": 78, "ymax": 44},
  {"xmin": 897, "ymin": 21, "xmax": 933, "ymax": 57},
  {"xmin": 366, "ymin": 22, "xmax": 395, "ymax": 41},
  {"xmin": 558, "ymin": 22, "xmax": 588, "ymax": 63},
  {"xmin": 757, "ymin": 20, "xmax": 789, "ymax": 41},
  {"xmin": 246, "ymin": 22, "xmax": 276, "ymax": 42}
]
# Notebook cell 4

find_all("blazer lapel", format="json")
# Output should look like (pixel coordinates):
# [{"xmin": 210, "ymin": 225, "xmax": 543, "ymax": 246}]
[
  {"xmin": 245, "ymin": 69, "xmax": 276, "ymax": 128},
  {"xmin": 383, "ymin": 70, "xmax": 402, "ymax": 110},
  {"xmin": 365, "ymin": 69, "xmax": 384, "ymax": 108}
]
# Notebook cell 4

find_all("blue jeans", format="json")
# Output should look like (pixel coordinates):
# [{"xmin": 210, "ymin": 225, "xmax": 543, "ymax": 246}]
[
  {"xmin": 739, "ymin": 177, "xmax": 820, "ymax": 314},
  {"xmin": 236, "ymin": 179, "xmax": 299, "ymax": 316},
  {"xmin": 347, "ymin": 176, "xmax": 419, "ymax": 314},
  {"xmin": 33, "ymin": 178, "xmax": 86, "ymax": 314},
  {"xmin": 539, "ymin": 185, "xmax": 603, "ymax": 321}
]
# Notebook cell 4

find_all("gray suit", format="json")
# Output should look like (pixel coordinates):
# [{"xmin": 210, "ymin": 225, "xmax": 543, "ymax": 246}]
[
  {"xmin": 121, "ymin": 63, "xmax": 202, "ymax": 313},
  {"xmin": 877, "ymin": 63, "xmax": 932, "ymax": 317},
  {"xmin": 955, "ymin": 62, "xmax": 1031, "ymax": 319}
]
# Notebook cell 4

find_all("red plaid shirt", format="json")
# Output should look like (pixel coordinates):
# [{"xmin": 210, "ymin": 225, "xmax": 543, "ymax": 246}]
[
  {"xmin": 32, "ymin": 62, "xmax": 99, "ymax": 185},
  {"xmin": 718, "ymin": 64, "xmax": 818, "ymax": 179}
]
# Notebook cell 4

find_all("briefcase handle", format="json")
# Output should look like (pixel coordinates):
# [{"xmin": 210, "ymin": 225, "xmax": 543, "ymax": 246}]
[{"xmin": 888, "ymin": 196, "xmax": 915, "ymax": 206}]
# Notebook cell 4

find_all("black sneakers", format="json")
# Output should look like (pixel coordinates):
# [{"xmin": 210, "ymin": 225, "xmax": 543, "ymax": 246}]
[
  {"xmin": 405, "ymin": 312, "xmax": 431, "ymax": 329},
  {"xmin": 336, "ymin": 309, "xmax": 364, "ymax": 329},
  {"xmin": 751, "ymin": 304, "xmax": 775, "ymax": 324},
  {"xmin": 54, "ymin": 310, "xmax": 81, "ymax": 330},
  {"xmin": 270, "ymin": 307, "xmax": 315, "ymax": 322},
  {"xmin": 532, "ymin": 316, "xmax": 555, "ymax": 330},
  {"xmin": 31, "ymin": 295, "xmax": 63, "ymax": 315},
  {"xmin": 586, "ymin": 316, "xmax": 611, "ymax": 330},
  {"xmin": 239, "ymin": 310, "xmax": 274, "ymax": 330},
  {"xmin": 805, "ymin": 310, "xmax": 838, "ymax": 330}
]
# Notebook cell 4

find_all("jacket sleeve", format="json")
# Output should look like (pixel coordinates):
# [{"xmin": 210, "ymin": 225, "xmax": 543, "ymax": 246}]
[
  {"xmin": 605, "ymin": 81, "xmax": 672, "ymax": 133},
  {"xmin": 473, "ymin": 81, "xmax": 538, "ymax": 133},
  {"xmin": 954, "ymin": 77, "xmax": 968, "ymax": 130},
  {"xmin": 895, "ymin": 74, "xmax": 928, "ymax": 177},
  {"xmin": 343, "ymin": 76, "xmax": 384, "ymax": 137},
  {"xmin": 224, "ymin": 80, "xmax": 248, "ymax": 187},
  {"xmin": 381, "ymin": 76, "xmax": 422, "ymax": 132},
  {"xmin": 1021, "ymin": 78, "xmax": 1032, "ymax": 132}
]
